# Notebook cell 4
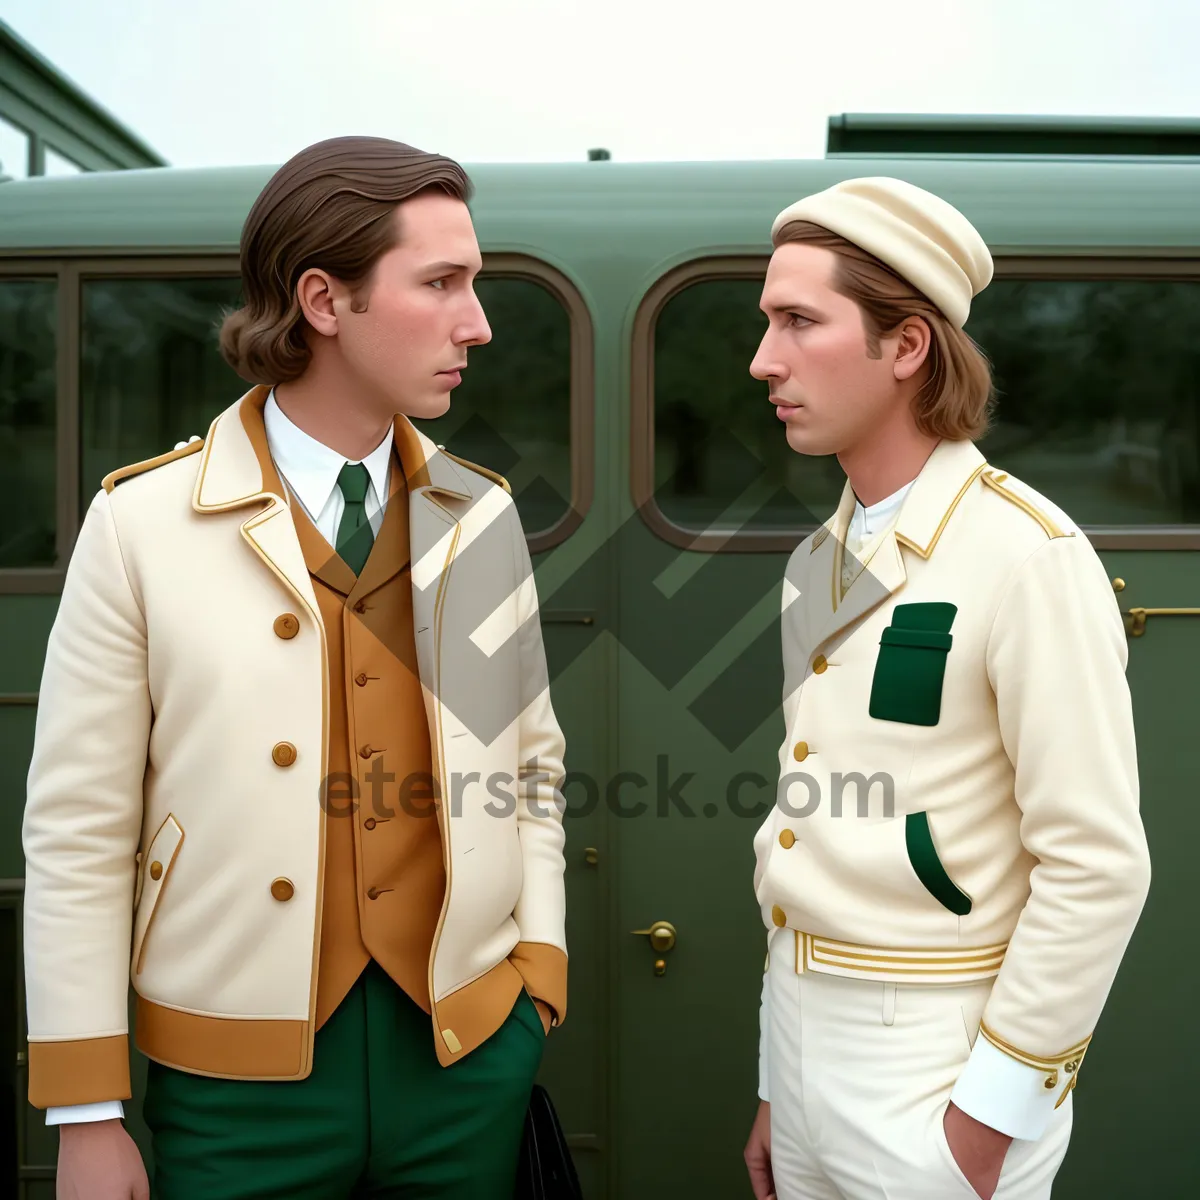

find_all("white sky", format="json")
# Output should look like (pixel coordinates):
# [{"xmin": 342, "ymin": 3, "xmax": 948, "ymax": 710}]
[{"xmin": 1, "ymin": 0, "xmax": 1198, "ymax": 169}]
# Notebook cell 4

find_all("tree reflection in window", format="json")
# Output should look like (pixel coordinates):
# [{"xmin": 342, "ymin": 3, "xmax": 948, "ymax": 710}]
[
  {"xmin": 414, "ymin": 276, "xmax": 572, "ymax": 536},
  {"xmin": 80, "ymin": 275, "xmax": 574, "ymax": 538},
  {"xmin": 0, "ymin": 279, "xmax": 56, "ymax": 568},
  {"xmin": 970, "ymin": 278, "xmax": 1200, "ymax": 525},
  {"xmin": 652, "ymin": 274, "xmax": 1200, "ymax": 533},
  {"xmin": 81, "ymin": 277, "xmax": 246, "ymax": 507}
]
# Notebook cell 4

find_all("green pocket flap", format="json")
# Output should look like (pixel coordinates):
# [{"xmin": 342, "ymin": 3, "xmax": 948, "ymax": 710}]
[
  {"xmin": 891, "ymin": 601, "xmax": 958, "ymax": 632},
  {"xmin": 868, "ymin": 603, "xmax": 958, "ymax": 726},
  {"xmin": 879, "ymin": 626, "xmax": 952, "ymax": 652},
  {"xmin": 905, "ymin": 811, "xmax": 972, "ymax": 915}
]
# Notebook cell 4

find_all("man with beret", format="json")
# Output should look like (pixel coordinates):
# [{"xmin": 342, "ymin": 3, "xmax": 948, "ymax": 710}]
[{"xmin": 742, "ymin": 177, "xmax": 1150, "ymax": 1199}]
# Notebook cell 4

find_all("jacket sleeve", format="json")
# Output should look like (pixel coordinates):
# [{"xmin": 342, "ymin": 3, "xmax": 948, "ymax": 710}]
[
  {"xmin": 22, "ymin": 488, "xmax": 150, "ymax": 1108},
  {"xmin": 505, "ymin": 504, "xmax": 569, "ymax": 1027},
  {"xmin": 949, "ymin": 532, "xmax": 1151, "ymax": 1139}
]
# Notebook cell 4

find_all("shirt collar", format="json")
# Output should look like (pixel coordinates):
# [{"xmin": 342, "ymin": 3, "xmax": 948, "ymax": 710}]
[
  {"xmin": 851, "ymin": 478, "xmax": 915, "ymax": 537},
  {"xmin": 263, "ymin": 387, "xmax": 392, "ymax": 514}
]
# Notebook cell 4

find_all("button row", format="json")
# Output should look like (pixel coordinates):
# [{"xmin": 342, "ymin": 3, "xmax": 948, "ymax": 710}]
[{"xmin": 791, "ymin": 654, "xmax": 828, "ymax": 766}]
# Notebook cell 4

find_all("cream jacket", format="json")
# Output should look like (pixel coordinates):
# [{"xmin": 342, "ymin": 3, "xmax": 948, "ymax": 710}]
[
  {"xmin": 754, "ymin": 437, "xmax": 1151, "ymax": 1140},
  {"xmin": 23, "ymin": 388, "xmax": 568, "ymax": 1103}
]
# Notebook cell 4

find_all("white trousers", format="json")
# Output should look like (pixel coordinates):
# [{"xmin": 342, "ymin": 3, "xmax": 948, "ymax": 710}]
[{"xmin": 765, "ymin": 930, "xmax": 1072, "ymax": 1199}]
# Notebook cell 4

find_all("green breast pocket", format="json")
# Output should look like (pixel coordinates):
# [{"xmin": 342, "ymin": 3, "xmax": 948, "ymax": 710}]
[{"xmin": 868, "ymin": 602, "xmax": 957, "ymax": 726}]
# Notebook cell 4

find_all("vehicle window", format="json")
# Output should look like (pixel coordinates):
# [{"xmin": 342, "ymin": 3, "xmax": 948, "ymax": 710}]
[
  {"xmin": 970, "ymin": 278, "xmax": 1200, "ymax": 525},
  {"xmin": 0, "ymin": 278, "xmax": 56, "ymax": 567},
  {"xmin": 415, "ymin": 276, "xmax": 573, "ymax": 536},
  {"xmin": 80, "ymin": 274, "xmax": 576, "ymax": 538},
  {"xmin": 647, "ymin": 271, "xmax": 1200, "ymax": 541},
  {"xmin": 80, "ymin": 276, "xmax": 245, "ymax": 506},
  {"xmin": 652, "ymin": 276, "xmax": 844, "ymax": 534}
]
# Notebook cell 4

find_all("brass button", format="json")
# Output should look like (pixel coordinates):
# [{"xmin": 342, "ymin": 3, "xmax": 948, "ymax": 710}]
[
  {"xmin": 149, "ymin": 860, "xmax": 163, "ymax": 880},
  {"xmin": 359, "ymin": 744, "xmax": 373, "ymax": 759},
  {"xmin": 771, "ymin": 904, "xmax": 787, "ymax": 928},
  {"xmin": 271, "ymin": 877, "xmax": 294, "ymax": 902},
  {"xmin": 355, "ymin": 672, "xmax": 368, "ymax": 686},
  {"xmin": 272, "ymin": 741, "xmax": 297, "ymax": 767},
  {"xmin": 812, "ymin": 655, "xmax": 827, "ymax": 674},
  {"xmin": 273, "ymin": 613, "xmax": 299, "ymax": 639},
  {"xmin": 778, "ymin": 830, "xmax": 795, "ymax": 849},
  {"xmin": 793, "ymin": 741, "xmax": 810, "ymax": 762},
  {"xmin": 367, "ymin": 886, "xmax": 380, "ymax": 900},
  {"xmin": 364, "ymin": 817, "xmax": 377, "ymax": 830}
]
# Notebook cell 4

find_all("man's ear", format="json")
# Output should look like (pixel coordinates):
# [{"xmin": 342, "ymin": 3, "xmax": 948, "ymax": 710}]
[
  {"xmin": 295, "ymin": 268, "xmax": 339, "ymax": 338},
  {"xmin": 893, "ymin": 315, "xmax": 933, "ymax": 382}
]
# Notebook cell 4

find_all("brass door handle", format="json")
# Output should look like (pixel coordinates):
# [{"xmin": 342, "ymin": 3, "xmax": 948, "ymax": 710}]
[
  {"xmin": 631, "ymin": 920, "xmax": 677, "ymax": 953},
  {"xmin": 631, "ymin": 920, "xmax": 677, "ymax": 975},
  {"xmin": 1122, "ymin": 607, "xmax": 1200, "ymax": 637}
]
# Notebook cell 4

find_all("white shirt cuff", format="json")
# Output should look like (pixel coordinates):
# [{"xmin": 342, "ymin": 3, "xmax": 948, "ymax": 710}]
[
  {"xmin": 45, "ymin": 1100, "xmax": 125, "ymax": 1125},
  {"xmin": 950, "ymin": 1032, "xmax": 1072, "ymax": 1140}
]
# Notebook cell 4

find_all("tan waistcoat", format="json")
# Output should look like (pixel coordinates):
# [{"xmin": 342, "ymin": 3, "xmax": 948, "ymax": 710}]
[{"xmin": 247, "ymin": 410, "xmax": 444, "ymax": 1029}]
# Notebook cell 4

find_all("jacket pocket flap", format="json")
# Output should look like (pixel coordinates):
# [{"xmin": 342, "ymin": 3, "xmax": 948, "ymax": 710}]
[
  {"xmin": 132, "ymin": 813, "xmax": 185, "ymax": 975},
  {"xmin": 890, "ymin": 601, "xmax": 958, "ymax": 632},
  {"xmin": 879, "ymin": 626, "xmax": 952, "ymax": 652}
]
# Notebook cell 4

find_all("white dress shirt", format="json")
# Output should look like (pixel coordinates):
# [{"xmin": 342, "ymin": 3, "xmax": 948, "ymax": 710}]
[
  {"xmin": 839, "ymin": 478, "xmax": 915, "ymax": 595},
  {"xmin": 263, "ymin": 387, "xmax": 394, "ymax": 543},
  {"xmin": 45, "ymin": 390, "xmax": 394, "ymax": 1127}
]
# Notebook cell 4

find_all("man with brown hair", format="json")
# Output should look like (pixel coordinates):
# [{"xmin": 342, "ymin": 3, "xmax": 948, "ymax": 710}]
[
  {"xmin": 742, "ymin": 178, "xmax": 1150, "ymax": 1200},
  {"xmin": 23, "ymin": 135, "xmax": 568, "ymax": 1198}
]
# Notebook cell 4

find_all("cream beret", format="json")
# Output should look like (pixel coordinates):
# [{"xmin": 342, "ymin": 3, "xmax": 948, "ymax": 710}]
[{"xmin": 769, "ymin": 177, "xmax": 993, "ymax": 327}]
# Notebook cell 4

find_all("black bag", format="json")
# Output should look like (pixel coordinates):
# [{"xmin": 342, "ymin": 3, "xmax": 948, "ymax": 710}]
[{"xmin": 514, "ymin": 1084, "xmax": 583, "ymax": 1199}]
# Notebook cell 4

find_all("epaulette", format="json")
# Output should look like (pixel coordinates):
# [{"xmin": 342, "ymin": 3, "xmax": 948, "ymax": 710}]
[
  {"xmin": 102, "ymin": 437, "xmax": 206, "ymax": 493},
  {"xmin": 810, "ymin": 525, "xmax": 830, "ymax": 553},
  {"xmin": 980, "ymin": 468, "xmax": 1073, "ymax": 539},
  {"xmin": 437, "ymin": 446, "xmax": 511, "ymax": 495}
]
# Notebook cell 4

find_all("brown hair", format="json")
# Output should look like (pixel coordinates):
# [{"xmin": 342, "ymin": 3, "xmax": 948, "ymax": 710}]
[
  {"xmin": 772, "ymin": 219, "xmax": 995, "ymax": 440},
  {"xmin": 219, "ymin": 135, "xmax": 472, "ymax": 384}
]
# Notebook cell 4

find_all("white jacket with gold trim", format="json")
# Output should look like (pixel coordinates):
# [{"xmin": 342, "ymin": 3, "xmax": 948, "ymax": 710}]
[{"xmin": 754, "ymin": 436, "xmax": 1150, "ymax": 1140}]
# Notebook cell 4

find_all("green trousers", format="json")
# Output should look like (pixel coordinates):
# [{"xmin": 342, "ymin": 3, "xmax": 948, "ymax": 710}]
[{"xmin": 142, "ymin": 960, "xmax": 545, "ymax": 1198}]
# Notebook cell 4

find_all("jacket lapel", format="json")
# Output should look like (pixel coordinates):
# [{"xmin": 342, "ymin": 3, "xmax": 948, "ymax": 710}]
[
  {"xmin": 192, "ymin": 387, "xmax": 321, "ymax": 616},
  {"xmin": 194, "ymin": 392, "xmax": 485, "ymax": 719},
  {"xmin": 396, "ymin": 418, "xmax": 476, "ymax": 701},
  {"xmin": 807, "ymin": 439, "xmax": 989, "ymax": 655},
  {"xmin": 806, "ymin": 481, "xmax": 906, "ymax": 655}
]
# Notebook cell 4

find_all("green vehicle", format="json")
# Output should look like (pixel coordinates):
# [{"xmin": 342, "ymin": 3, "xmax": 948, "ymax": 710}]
[{"xmin": 1, "ymin": 115, "xmax": 1197, "ymax": 1198}]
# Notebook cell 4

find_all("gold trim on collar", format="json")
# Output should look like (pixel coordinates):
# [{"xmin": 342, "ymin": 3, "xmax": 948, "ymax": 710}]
[
  {"xmin": 981, "ymin": 470, "xmax": 1073, "ymax": 539},
  {"xmin": 894, "ymin": 462, "xmax": 987, "ymax": 559},
  {"xmin": 438, "ymin": 447, "xmax": 511, "ymax": 495}
]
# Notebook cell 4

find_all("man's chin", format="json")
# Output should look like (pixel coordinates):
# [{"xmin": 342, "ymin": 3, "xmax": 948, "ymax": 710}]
[
  {"xmin": 784, "ymin": 422, "xmax": 835, "ymax": 457},
  {"xmin": 395, "ymin": 392, "xmax": 452, "ymax": 422}
]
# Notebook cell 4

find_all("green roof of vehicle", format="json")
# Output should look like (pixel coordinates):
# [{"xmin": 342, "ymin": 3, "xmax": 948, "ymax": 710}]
[{"xmin": 0, "ymin": 118, "xmax": 1197, "ymax": 256}]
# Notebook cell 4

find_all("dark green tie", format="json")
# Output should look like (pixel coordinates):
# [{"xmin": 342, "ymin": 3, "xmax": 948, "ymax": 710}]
[{"xmin": 335, "ymin": 462, "xmax": 374, "ymax": 574}]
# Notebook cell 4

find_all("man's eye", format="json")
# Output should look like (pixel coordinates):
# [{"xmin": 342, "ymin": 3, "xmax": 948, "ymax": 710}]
[
  {"xmin": 430, "ymin": 278, "xmax": 447, "ymax": 289},
  {"xmin": 788, "ymin": 314, "xmax": 811, "ymax": 328}
]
